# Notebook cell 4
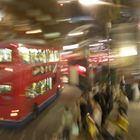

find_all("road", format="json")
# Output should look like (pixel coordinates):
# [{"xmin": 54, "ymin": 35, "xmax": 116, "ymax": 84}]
[{"xmin": 0, "ymin": 85, "xmax": 140, "ymax": 140}]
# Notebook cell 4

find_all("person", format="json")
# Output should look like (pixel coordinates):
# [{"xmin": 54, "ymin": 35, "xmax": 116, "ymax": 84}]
[
  {"xmin": 91, "ymin": 95, "xmax": 102, "ymax": 128},
  {"xmin": 61, "ymin": 106, "xmax": 74, "ymax": 140},
  {"xmin": 131, "ymin": 79, "xmax": 140, "ymax": 101},
  {"xmin": 70, "ymin": 100, "xmax": 81, "ymax": 134},
  {"xmin": 115, "ymin": 86, "xmax": 129, "ymax": 115},
  {"xmin": 103, "ymin": 102, "xmax": 120, "ymax": 140},
  {"xmin": 79, "ymin": 94, "xmax": 88, "ymax": 130},
  {"xmin": 103, "ymin": 84, "xmax": 129, "ymax": 139},
  {"xmin": 120, "ymin": 75, "xmax": 126, "ymax": 92},
  {"xmin": 94, "ymin": 83, "xmax": 113, "ymax": 126}
]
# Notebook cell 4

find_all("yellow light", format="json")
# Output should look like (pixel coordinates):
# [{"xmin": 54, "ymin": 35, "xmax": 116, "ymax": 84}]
[
  {"xmin": 25, "ymin": 29, "xmax": 42, "ymax": 34},
  {"xmin": 68, "ymin": 32, "xmax": 84, "ymax": 37}
]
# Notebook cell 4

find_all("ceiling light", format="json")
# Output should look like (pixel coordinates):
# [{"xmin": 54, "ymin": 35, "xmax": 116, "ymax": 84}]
[
  {"xmin": 44, "ymin": 32, "xmax": 61, "ymax": 38},
  {"xmin": 25, "ymin": 29, "xmax": 42, "ymax": 34},
  {"xmin": 119, "ymin": 47, "xmax": 137, "ymax": 57},
  {"xmin": 68, "ymin": 32, "xmax": 84, "ymax": 37},
  {"xmin": 63, "ymin": 44, "xmax": 79, "ymax": 50}
]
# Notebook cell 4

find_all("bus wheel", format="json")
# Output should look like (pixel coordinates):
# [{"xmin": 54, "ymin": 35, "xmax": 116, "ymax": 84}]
[{"xmin": 32, "ymin": 103, "xmax": 38, "ymax": 119}]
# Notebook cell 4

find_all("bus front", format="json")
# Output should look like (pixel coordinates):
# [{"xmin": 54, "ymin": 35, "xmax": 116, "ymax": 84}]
[{"xmin": 0, "ymin": 45, "xmax": 22, "ymax": 124}]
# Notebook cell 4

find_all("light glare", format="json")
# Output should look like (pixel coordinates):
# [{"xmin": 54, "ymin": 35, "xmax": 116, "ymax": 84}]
[
  {"xmin": 4, "ymin": 68, "xmax": 13, "ymax": 72},
  {"xmin": 25, "ymin": 29, "xmax": 42, "ymax": 34},
  {"xmin": 68, "ymin": 32, "xmax": 84, "ymax": 37},
  {"xmin": 119, "ymin": 47, "xmax": 137, "ymax": 57},
  {"xmin": 79, "ymin": 0, "xmax": 104, "ymax": 6},
  {"xmin": 63, "ymin": 44, "xmax": 79, "ymax": 50}
]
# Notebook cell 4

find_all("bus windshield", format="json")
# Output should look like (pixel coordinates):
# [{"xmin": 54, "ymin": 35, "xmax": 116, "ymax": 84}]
[{"xmin": 0, "ymin": 48, "xmax": 12, "ymax": 62}]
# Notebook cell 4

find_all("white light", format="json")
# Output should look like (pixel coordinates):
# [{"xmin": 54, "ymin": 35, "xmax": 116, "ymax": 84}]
[
  {"xmin": 56, "ymin": 18, "xmax": 71, "ymax": 22},
  {"xmin": 60, "ymin": 51, "xmax": 73, "ymax": 55},
  {"xmin": 68, "ymin": 32, "xmax": 84, "ymax": 37},
  {"xmin": 119, "ymin": 47, "xmax": 137, "ymax": 57},
  {"xmin": 0, "ymin": 11, "xmax": 5, "ymax": 21},
  {"xmin": 44, "ymin": 32, "xmax": 61, "ymax": 38},
  {"xmin": 10, "ymin": 113, "xmax": 18, "ymax": 117},
  {"xmin": 18, "ymin": 43, "xmax": 23, "ymax": 47},
  {"xmin": 11, "ymin": 109, "xmax": 19, "ymax": 113},
  {"xmin": 25, "ymin": 29, "xmax": 42, "ymax": 34},
  {"xmin": 63, "ymin": 44, "xmax": 79, "ymax": 50},
  {"xmin": 58, "ymin": 0, "xmax": 71, "ymax": 4},
  {"xmin": 18, "ymin": 47, "xmax": 29, "ymax": 53},
  {"xmin": 79, "ymin": 0, "xmax": 104, "ymax": 6},
  {"xmin": 98, "ymin": 39, "xmax": 112, "ymax": 43},
  {"xmin": 89, "ymin": 43, "xmax": 103, "ymax": 47},
  {"xmin": 4, "ymin": 68, "xmax": 13, "ymax": 72}
]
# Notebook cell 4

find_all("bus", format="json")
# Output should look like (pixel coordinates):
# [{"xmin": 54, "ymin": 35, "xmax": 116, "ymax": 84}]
[
  {"xmin": 60, "ymin": 51, "xmax": 91, "ymax": 92},
  {"xmin": 0, "ymin": 43, "xmax": 61, "ymax": 126}
]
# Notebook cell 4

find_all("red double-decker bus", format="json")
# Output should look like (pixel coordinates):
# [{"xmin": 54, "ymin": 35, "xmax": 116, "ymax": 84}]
[{"xmin": 0, "ymin": 43, "xmax": 61, "ymax": 126}]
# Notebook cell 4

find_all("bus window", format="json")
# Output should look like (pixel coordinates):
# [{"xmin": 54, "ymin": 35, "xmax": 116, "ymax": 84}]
[
  {"xmin": 47, "ymin": 78, "xmax": 52, "ymax": 89},
  {"xmin": 54, "ymin": 50, "xmax": 59, "ymax": 61},
  {"xmin": 0, "ymin": 48, "xmax": 12, "ymax": 62},
  {"xmin": 0, "ymin": 85, "xmax": 12, "ymax": 94},
  {"xmin": 41, "ymin": 50, "xmax": 47, "ymax": 63},
  {"xmin": 47, "ymin": 50, "xmax": 59, "ymax": 62},
  {"xmin": 29, "ymin": 49, "xmax": 38, "ymax": 63},
  {"xmin": 46, "ymin": 50, "xmax": 49, "ymax": 62},
  {"xmin": 18, "ymin": 47, "xmax": 30, "ymax": 64},
  {"xmin": 48, "ymin": 50, "xmax": 53, "ymax": 62},
  {"xmin": 26, "ymin": 78, "xmax": 53, "ymax": 98},
  {"xmin": 48, "ymin": 65, "xmax": 52, "ymax": 72}
]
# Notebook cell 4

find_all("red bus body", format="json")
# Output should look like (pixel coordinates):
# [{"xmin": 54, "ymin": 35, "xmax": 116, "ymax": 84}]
[{"xmin": 0, "ymin": 43, "xmax": 61, "ymax": 126}]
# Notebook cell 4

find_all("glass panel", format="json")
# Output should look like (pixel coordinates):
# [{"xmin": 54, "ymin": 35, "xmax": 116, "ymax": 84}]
[
  {"xmin": 46, "ymin": 50, "xmax": 49, "ymax": 62},
  {"xmin": 0, "ymin": 85, "xmax": 12, "ymax": 94},
  {"xmin": 48, "ymin": 50, "xmax": 55, "ymax": 62},
  {"xmin": 26, "ymin": 78, "xmax": 53, "ymax": 98},
  {"xmin": 47, "ymin": 78, "xmax": 52, "ymax": 89},
  {"xmin": 42, "ymin": 50, "xmax": 47, "ymax": 63},
  {"xmin": 29, "ymin": 49, "xmax": 38, "ymax": 63},
  {"xmin": 18, "ymin": 47, "xmax": 30, "ymax": 64},
  {"xmin": 54, "ymin": 50, "xmax": 59, "ymax": 61},
  {"xmin": 0, "ymin": 49, "xmax": 12, "ymax": 62}
]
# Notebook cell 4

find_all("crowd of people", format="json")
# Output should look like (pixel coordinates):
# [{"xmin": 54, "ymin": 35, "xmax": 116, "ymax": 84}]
[{"xmin": 58, "ymin": 82, "xmax": 129, "ymax": 140}]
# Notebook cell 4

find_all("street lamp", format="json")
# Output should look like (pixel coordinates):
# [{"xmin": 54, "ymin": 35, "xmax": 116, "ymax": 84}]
[{"xmin": 78, "ymin": 0, "xmax": 104, "ymax": 6}]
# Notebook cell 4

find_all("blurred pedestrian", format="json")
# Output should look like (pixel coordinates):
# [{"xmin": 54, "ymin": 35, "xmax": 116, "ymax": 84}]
[
  {"xmin": 131, "ymin": 79, "xmax": 140, "ymax": 101},
  {"xmin": 61, "ymin": 106, "xmax": 74, "ymax": 140},
  {"xmin": 120, "ymin": 75, "xmax": 126, "ymax": 92},
  {"xmin": 79, "ymin": 94, "xmax": 88, "ymax": 130},
  {"xmin": 91, "ymin": 95, "xmax": 102, "ymax": 128}
]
